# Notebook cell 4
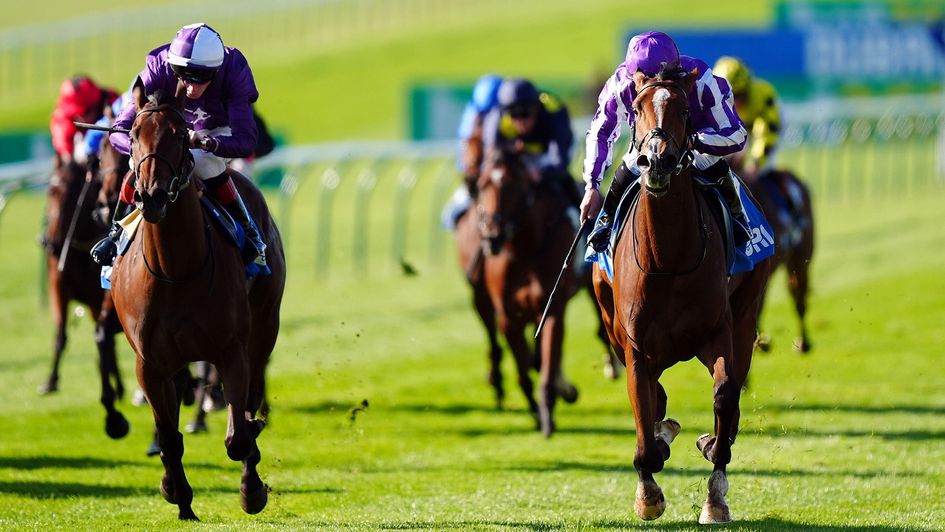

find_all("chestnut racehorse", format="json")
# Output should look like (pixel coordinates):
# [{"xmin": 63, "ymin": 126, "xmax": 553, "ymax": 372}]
[
  {"xmin": 591, "ymin": 66, "xmax": 771, "ymax": 524},
  {"xmin": 471, "ymin": 146, "xmax": 578, "ymax": 437},
  {"xmin": 40, "ymin": 151, "xmax": 128, "ymax": 440},
  {"xmin": 110, "ymin": 86, "xmax": 285, "ymax": 520}
]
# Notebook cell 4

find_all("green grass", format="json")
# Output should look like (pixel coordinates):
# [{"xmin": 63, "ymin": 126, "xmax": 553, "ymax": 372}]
[{"xmin": 1, "ymin": 172, "xmax": 944, "ymax": 529}]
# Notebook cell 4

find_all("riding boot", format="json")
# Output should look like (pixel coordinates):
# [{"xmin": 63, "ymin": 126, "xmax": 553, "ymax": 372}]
[
  {"xmin": 588, "ymin": 163, "xmax": 636, "ymax": 252},
  {"xmin": 717, "ymin": 169, "xmax": 752, "ymax": 247},
  {"xmin": 206, "ymin": 172, "xmax": 268, "ymax": 270},
  {"xmin": 91, "ymin": 199, "xmax": 132, "ymax": 266}
]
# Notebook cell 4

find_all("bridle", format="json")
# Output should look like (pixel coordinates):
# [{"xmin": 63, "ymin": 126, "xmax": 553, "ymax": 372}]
[
  {"xmin": 628, "ymin": 78, "xmax": 707, "ymax": 276},
  {"xmin": 631, "ymin": 80, "xmax": 694, "ymax": 177},
  {"xmin": 131, "ymin": 105, "xmax": 193, "ymax": 203}
]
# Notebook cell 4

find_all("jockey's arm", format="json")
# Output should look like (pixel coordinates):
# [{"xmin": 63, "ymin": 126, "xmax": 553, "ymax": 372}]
[
  {"xmin": 688, "ymin": 64, "xmax": 747, "ymax": 158},
  {"xmin": 582, "ymin": 72, "xmax": 626, "ymax": 191},
  {"xmin": 748, "ymin": 80, "xmax": 782, "ymax": 171}
]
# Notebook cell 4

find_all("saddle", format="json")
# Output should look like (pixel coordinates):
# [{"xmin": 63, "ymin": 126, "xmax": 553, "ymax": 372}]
[{"xmin": 99, "ymin": 190, "xmax": 259, "ymax": 289}]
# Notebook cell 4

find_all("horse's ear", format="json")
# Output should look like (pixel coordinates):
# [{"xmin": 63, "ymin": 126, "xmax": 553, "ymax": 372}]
[
  {"xmin": 174, "ymin": 80, "xmax": 187, "ymax": 109},
  {"xmin": 632, "ymin": 70, "xmax": 648, "ymax": 91},
  {"xmin": 133, "ymin": 83, "xmax": 147, "ymax": 112},
  {"xmin": 682, "ymin": 67, "xmax": 699, "ymax": 92}
]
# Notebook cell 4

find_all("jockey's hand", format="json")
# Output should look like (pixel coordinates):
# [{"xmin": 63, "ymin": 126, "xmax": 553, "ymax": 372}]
[
  {"xmin": 188, "ymin": 130, "xmax": 217, "ymax": 153},
  {"xmin": 580, "ymin": 188, "xmax": 603, "ymax": 223}
]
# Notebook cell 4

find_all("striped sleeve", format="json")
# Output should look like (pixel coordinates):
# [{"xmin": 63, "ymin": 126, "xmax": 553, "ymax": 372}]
[
  {"xmin": 690, "ymin": 66, "xmax": 747, "ymax": 157},
  {"xmin": 582, "ymin": 73, "xmax": 629, "ymax": 190}
]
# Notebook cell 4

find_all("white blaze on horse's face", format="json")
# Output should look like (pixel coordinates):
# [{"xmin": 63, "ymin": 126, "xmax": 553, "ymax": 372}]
[
  {"xmin": 490, "ymin": 168, "xmax": 504, "ymax": 186},
  {"xmin": 652, "ymin": 88, "xmax": 671, "ymax": 127}
]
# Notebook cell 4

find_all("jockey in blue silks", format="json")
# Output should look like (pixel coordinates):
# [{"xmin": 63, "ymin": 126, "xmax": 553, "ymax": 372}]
[
  {"xmin": 441, "ymin": 74, "xmax": 503, "ymax": 230},
  {"xmin": 580, "ymin": 31, "xmax": 750, "ymax": 252},
  {"xmin": 91, "ymin": 22, "xmax": 267, "ymax": 271}
]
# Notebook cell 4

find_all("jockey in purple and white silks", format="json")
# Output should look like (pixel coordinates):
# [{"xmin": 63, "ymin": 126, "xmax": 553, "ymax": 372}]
[
  {"xmin": 580, "ymin": 31, "xmax": 749, "ymax": 252},
  {"xmin": 91, "ymin": 22, "xmax": 267, "ymax": 271}
]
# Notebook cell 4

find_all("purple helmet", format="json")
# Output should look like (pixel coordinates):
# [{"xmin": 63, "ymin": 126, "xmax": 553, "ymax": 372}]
[
  {"xmin": 625, "ymin": 31, "xmax": 680, "ymax": 76},
  {"xmin": 167, "ymin": 23, "xmax": 224, "ymax": 83}
]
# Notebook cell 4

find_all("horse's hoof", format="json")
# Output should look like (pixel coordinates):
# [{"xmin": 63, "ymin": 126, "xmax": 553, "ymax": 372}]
[
  {"xmin": 146, "ymin": 441, "xmax": 162, "ymax": 457},
  {"xmin": 794, "ymin": 337, "xmax": 812, "ymax": 353},
  {"xmin": 160, "ymin": 476, "xmax": 176, "ymax": 504},
  {"xmin": 655, "ymin": 418, "xmax": 681, "ymax": 446},
  {"xmin": 560, "ymin": 384, "xmax": 579, "ymax": 404},
  {"xmin": 754, "ymin": 334, "xmax": 772, "ymax": 352},
  {"xmin": 696, "ymin": 433, "xmax": 716, "ymax": 462},
  {"xmin": 699, "ymin": 501, "xmax": 731, "ymax": 524},
  {"xmin": 634, "ymin": 479, "xmax": 665, "ymax": 520},
  {"xmin": 240, "ymin": 483, "xmax": 269, "ymax": 514},
  {"xmin": 603, "ymin": 354, "xmax": 619, "ymax": 380},
  {"xmin": 178, "ymin": 506, "xmax": 200, "ymax": 521},
  {"xmin": 37, "ymin": 381, "xmax": 58, "ymax": 395},
  {"xmin": 105, "ymin": 411, "xmax": 130, "ymax": 439},
  {"xmin": 131, "ymin": 389, "xmax": 148, "ymax": 407},
  {"xmin": 185, "ymin": 420, "xmax": 208, "ymax": 434}
]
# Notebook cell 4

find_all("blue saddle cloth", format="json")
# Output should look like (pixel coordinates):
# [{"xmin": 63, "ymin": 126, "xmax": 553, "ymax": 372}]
[
  {"xmin": 585, "ymin": 174, "xmax": 775, "ymax": 282},
  {"xmin": 100, "ymin": 196, "xmax": 269, "ymax": 289}
]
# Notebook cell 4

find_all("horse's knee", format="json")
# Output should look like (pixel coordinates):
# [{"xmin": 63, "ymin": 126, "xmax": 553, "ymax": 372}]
[
  {"xmin": 713, "ymin": 378, "xmax": 739, "ymax": 415},
  {"xmin": 159, "ymin": 431, "xmax": 184, "ymax": 460}
]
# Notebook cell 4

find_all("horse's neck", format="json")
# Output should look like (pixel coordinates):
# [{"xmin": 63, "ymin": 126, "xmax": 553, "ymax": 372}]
[
  {"xmin": 140, "ymin": 188, "xmax": 208, "ymax": 279},
  {"xmin": 634, "ymin": 172, "xmax": 703, "ymax": 267}
]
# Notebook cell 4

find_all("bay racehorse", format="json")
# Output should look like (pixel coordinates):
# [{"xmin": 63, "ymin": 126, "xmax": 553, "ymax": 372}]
[
  {"xmin": 591, "ymin": 66, "xmax": 771, "ymax": 524},
  {"xmin": 741, "ymin": 168, "xmax": 814, "ymax": 353},
  {"xmin": 110, "ymin": 86, "xmax": 285, "ymax": 520},
  {"xmin": 469, "ymin": 145, "xmax": 579, "ymax": 437},
  {"xmin": 455, "ymin": 131, "xmax": 620, "ymax": 411},
  {"xmin": 40, "ymin": 151, "xmax": 129, "ymax": 440}
]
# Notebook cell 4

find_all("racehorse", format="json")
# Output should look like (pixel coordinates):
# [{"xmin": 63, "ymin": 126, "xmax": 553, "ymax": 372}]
[
  {"xmin": 469, "ymin": 145, "xmax": 579, "ymax": 437},
  {"xmin": 455, "ymin": 132, "xmax": 620, "ymax": 410},
  {"xmin": 40, "ymin": 151, "xmax": 129, "ymax": 440},
  {"xmin": 109, "ymin": 86, "xmax": 285, "ymax": 520},
  {"xmin": 741, "ymin": 168, "xmax": 815, "ymax": 353},
  {"xmin": 591, "ymin": 66, "xmax": 771, "ymax": 523}
]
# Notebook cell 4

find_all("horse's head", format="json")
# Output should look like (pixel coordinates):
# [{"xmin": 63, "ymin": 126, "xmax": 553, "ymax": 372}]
[
  {"xmin": 93, "ymin": 133, "xmax": 130, "ymax": 228},
  {"xmin": 129, "ymin": 84, "xmax": 192, "ymax": 223},
  {"xmin": 631, "ymin": 65, "xmax": 697, "ymax": 196},
  {"xmin": 474, "ymin": 146, "xmax": 537, "ymax": 255}
]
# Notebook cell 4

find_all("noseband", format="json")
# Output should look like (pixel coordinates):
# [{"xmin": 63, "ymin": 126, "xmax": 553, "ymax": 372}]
[
  {"xmin": 632, "ymin": 81, "xmax": 694, "ymax": 176},
  {"xmin": 132, "ymin": 105, "xmax": 193, "ymax": 202}
]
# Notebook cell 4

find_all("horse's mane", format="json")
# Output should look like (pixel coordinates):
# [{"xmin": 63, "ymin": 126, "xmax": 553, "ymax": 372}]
[
  {"xmin": 146, "ymin": 90, "xmax": 175, "ymax": 108},
  {"xmin": 654, "ymin": 63, "xmax": 688, "ymax": 82}
]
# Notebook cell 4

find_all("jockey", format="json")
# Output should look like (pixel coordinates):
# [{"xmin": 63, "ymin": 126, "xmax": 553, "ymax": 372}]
[
  {"xmin": 480, "ymin": 78, "xmax": 581, "ymax": 214},
  {"xmin": 440, "ymin": 74, "xmax": 504, "ymax": 230},
  {"xmin": 457, "ymin": 74, "xmax": 503, "ymax": 191},
  {"xmin": 78, "ymin": 90, "xmax": 130, "ymax": 169},
  {"xmin": 581, "ymin": 31, "xmax": 748, "ymax": 252},
  {"xmin": 91, "ymin": 22, "xmax": 267, "ymax": 271},
  {"xmin": 712, "ymin": 56, "xmax": 782, "ymax": 177},
  {"xmin": 49, "ymin": 76, "xmax": 119, "ymax": 167}
]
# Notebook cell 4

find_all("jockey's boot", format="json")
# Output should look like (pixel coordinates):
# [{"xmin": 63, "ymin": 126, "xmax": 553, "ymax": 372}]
[
  {"xmin": 91, "ymin": 199, "xmax": 132, "ymax": 266},
  {"xmin": 207, "ymin": 173, "xmax": 267, "ymax": 270},
  {"xmin": 588, "ymin": 164, "xmax": 635, "ymax": 253},
  {"xmin": 717, "ymin": 168, "xmax": 752, "ymax": 247}
]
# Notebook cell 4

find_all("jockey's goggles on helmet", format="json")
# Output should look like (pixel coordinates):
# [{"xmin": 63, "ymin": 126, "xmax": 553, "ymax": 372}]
[
  {"xmin": 508, "ymin": 104, "xmax": 537, "ymax": 119},
  {"xmin": 171, "ymin": 64, "xmax": 215, "ymax": 84}
]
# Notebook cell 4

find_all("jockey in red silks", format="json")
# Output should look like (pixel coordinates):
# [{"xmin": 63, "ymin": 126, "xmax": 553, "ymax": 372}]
[
  {"xmin": 50, "ymin": 76, "xmax": 119, "ymax": 166},
  {"xmin": 580, "ymin": 31, "xmax": 749, "ymax": 252},
  {"xmin": 91, "ymin": 22, "xmax": 267, "ymax": 272}
]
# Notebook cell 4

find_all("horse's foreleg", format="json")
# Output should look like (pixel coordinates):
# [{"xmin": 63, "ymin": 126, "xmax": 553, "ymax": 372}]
[
  {"xmin": 626, "ymin": 352, "xmax": 667, "ymax": 521},
  {"xmin": 95, "ymin": 319, "xmax": 128, "ymax": 439},
  {"xmin": 472, "ymin": 282, "xmax": 504, "ymax": 408},
  {"xmin": 536, "ymin": 313, "xmax": 563, "ymax": 438},
  {"xmin": 218, "ymin": 350, "xmax": 252, "ymax": 463},
  {"xmin": 695, "ymin": 355, "xmax": 739, "ymax": 524},
  {"xmin": 185, "ymin": 361, "xmax": 211, "ymax": 434},
  {"xmin": 788, "ymin": 259, "xmax": 812, "ymax": 353},
  {"xmin": 140, "ymin": 363, "xmax": 197, "ymax": 521},
  {"xmin": 40, "ymin": 281, "xmax": 68, "ymax": 395},
  {"xmin": 503, "ymin": 319, "xmax": 539, "ymax": 427}
]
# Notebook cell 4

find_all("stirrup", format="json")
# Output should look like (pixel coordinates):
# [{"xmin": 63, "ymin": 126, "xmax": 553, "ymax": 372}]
[
  {"xmin": 90, "ymin": 222, "xmax": 123, "ymax": 266},
  {"xmin": 588, "ymin": 216, "xmax": 612, "ymax": 253}
]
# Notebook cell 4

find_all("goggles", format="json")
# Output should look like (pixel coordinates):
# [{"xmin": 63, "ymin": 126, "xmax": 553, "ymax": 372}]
[
  {"xmin": 508, "ymin": 105, "xmax": 537, "ymax": 119},
  {"xmin": 171, "ymin": 64, "xmax": 215, "ymax": 84}
]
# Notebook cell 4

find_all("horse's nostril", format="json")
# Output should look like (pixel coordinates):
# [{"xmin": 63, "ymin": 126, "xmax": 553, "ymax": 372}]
[{"xmin": 637, "ymin": 154, "xmax": 650, "ymax": 169}]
